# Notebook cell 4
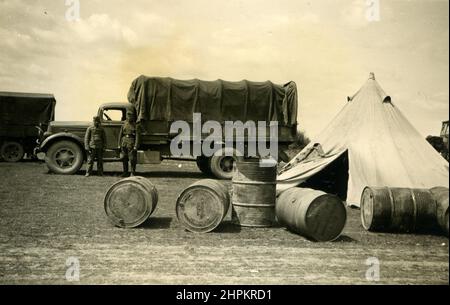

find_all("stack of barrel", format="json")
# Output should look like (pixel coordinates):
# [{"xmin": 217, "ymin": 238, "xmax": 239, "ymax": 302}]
[
  {"xmin": 102, "ymin": 160, "xmax": 350, "ymax": 241},
  {"xmin": 360, "ymin": 186, "xmax": 449, "ymax": 236},
  {"xmin": 230, "ymin": 158, "xmax": 348, "ymax": 241}
]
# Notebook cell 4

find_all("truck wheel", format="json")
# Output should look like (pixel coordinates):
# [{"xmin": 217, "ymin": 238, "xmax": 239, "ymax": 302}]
[
  {"xmin": 209, "ymin": 148, "xmax": 243, "ymax": 180},
  {"xmin": 0, "ymin": 141, "xmax": 24, "ymax": 162},
  {"xmin": 196, "ymin": 156, "xmax": 212, "ymax": 175},
  {"xmin": 45, "ymin": 140, "xmax": 84, "ymax": 174}
]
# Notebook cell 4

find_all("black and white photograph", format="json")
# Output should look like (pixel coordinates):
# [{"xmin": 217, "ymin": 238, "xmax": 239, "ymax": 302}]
[{"xmin": 0, "ymin": 0, "xmax": 448, "ymax": 289}]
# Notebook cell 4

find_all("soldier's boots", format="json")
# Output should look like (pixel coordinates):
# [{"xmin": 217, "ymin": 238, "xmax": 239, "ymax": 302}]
[
  {"xmin": 85, "ymin": 165, "xmax": 93, "ymax": 177},
  {"xmin": 98, "ymin": 163, "xmax": 104, "ymax": 177},
  {"xmin": 121, "ymin": 162, "xmax": 129, "ymax": 177}
]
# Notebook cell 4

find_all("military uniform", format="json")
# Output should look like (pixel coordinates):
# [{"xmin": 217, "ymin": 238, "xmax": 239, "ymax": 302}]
[
  {"xmin": 84, "ymin": 117, "xmax": 106, "ymax": 176},
  {"xmin": 118, "ymin": 118, "xmax": 140, "ymax": 176}
]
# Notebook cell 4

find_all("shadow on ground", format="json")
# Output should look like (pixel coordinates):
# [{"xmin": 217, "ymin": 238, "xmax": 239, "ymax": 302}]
[
  {"xmin": 70, "ymin": 170, "xmax": 207, "ymax": 179},
  {"xmin": 140, "ymin": 217, "xmax": 173, "ymax": 229}
]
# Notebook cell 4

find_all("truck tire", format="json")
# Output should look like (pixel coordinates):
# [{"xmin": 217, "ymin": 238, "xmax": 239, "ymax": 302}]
[
  {"xmin": 45, "ymin": 140, "xmax": 84, "ymax": 175},
  {"xmin": 0, "ymin": 141, "xmax": 24, "ymax": 162},
  {"xmin": 209, "ymin": 148, "xmax": 243, "ymax": 180},
  {"xmin": 196, "ymin": 156, "xmax": 212, "ymax": 175}
]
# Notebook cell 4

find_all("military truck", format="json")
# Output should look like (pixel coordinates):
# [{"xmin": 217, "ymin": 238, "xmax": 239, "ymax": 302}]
[
  {"xmin": 0, "ymin": 92, "xmax": 56, "ymax": 162},
  {"xmin": 426, "ymin": 120, "xmax": 449, "ymax": 161},
  {"xmin": 38, "ymin": 76, "xmax": 298, "ymax": 179}
]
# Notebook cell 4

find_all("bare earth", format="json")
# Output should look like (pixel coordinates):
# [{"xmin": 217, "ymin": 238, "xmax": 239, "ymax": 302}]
[{"xmin": 0, "ymin": 160, "xmax": 448, "ymax": 285}]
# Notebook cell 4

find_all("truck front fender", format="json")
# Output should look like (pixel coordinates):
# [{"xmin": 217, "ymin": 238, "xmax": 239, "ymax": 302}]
[{"xmin": 40, "ymin": 132, "xmax": 84, "ymax": 152}]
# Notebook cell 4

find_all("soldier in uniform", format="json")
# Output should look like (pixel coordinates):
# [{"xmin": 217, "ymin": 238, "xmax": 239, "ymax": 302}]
[
  {"xmin": 118, "ymin": 110, "xmax": 140, "ymax": 177},
  {"xmin": 84, "ymin": 116, "xmax": 107, "ymax": 177}
]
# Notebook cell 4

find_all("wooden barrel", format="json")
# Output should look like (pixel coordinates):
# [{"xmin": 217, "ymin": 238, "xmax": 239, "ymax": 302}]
[
  {"xmin": 176, "ymin": 179, "xmax": 230, "ymax": 233},
  {"xmin": 104, "ymin": 176, "xmax": 158, "ymax": 228},
  {"xmin": 361, "ymin": 186, "xmax": 437, "ymax": 232},
  {"xmin": 430, "ymin": 186, "xmax": 449, "ymax": 236},
  {"xmin": 231, "ymin": 159, "xmax": 277, "ymax": 227},
  {"xmin": 276, "ymin": 187, "xmax": 347, "ymax": 241}
]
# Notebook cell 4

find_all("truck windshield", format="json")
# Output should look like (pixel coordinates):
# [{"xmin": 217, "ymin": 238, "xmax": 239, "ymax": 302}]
[{"xmin": 102, "ymin": 109, "xmax": 125, "ymax": 122}]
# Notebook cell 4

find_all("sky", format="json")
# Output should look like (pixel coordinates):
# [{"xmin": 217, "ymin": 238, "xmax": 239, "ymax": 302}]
[{"xmin": 0, "ymin": 0, "xmax": 448, "ymax": 138}]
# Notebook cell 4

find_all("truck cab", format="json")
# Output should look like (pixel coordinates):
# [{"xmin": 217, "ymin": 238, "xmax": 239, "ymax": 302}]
[
  {"xmin": 39, "ymin": 103, "xmax": 142, "ymax": 174},
  {"xmin": 97, "ymin": 103, "xmax": 132, "ymax": 159}
]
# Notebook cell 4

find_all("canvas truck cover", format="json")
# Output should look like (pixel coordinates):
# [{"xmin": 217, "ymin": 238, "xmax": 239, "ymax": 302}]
[
  {"xmin": 0, "ymin": 92, "xmax": 56, "ymax": 127},
  {"xmin": 127, "ymin": 76, "xmax": 298, "ymax": 126}
]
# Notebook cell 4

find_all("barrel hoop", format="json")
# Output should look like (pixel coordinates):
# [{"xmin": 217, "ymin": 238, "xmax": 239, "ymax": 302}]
[
  {"xmin": 176, "ymin": 184, "xmax": 229, "ymax": 233},
  {"xmin": 232, "ymin": 180, "xmax": 277, "ymax": 185},
  {"xmin": 232, "ymin": 202, "xmax": 275, "ymax": 208},
  {"xmin": 409, "ymin": 188, "xmax": 418, "ymax": 232},
  {"xmin": 181, "ymin": 185, "xmax": 223, "ymax": 199},
  {"xmin": 104, "ymin": 178, "xmax": 157, "ymax": 228},
  {"xmin": 386, "ymin": 186, "xmax": 395, "ymax": 229}
]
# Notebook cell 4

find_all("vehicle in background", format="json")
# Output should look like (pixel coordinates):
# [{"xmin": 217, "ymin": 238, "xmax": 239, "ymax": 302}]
[
  {"xmin": 38, "ymin": 76, "xmax": 298, "ymax": 179},
  {"xmin": 0, "ymin": 92, "xmax": 56, "ymax": 162},
  {"xmin": 426, "ymin": 120, "xmax": 449, "ymax": 161}
]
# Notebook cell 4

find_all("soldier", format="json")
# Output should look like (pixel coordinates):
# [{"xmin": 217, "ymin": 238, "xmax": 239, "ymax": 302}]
[
  {"xmin": 118, "ymin": 110, "xmax": 140, "ymax": 177},
  {"xmin": 84, "ymin": 116, "xmax": 106, "ymax": 177}
]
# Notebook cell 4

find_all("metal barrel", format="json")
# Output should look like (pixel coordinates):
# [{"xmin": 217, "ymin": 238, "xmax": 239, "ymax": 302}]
[
  {"xmin": 176, "ymin": 179, "xmax": 230, "ymax": 233},
  {"xmin": 360, "ymin": 186, "xmax": 437, "ymax": 232},
  {"xmin": 276, "ymin": 187, "xmax": 347, "ymax": 242},
  {"xmin": 430, "ymin": 186, "xmax": 449, "ymax": 236},
  {"xmin": 231, "ymin": 159, "xmax": 277, "ymax": 227},
  {"xmin": 104, "ymin": 176, "xmax": 158, "ymax": 228}
]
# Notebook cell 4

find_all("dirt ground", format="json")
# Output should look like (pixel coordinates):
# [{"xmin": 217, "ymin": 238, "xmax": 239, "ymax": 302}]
[{"xmin": 0, "ymin": 160, "xmax": 448, "ymax": 285}]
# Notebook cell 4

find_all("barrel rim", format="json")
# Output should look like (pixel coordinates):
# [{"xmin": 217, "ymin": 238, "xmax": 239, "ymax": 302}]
[
  {"xmin": 360, "ymin": 186, "xmax": 376, "ymax": 231},
  {"xmin": 232, "ymin": 180, "xmax": 277, "ymax": 185},
  {"xmin": 232, "ymin": 202, "xmax": 275, "ymax": 208},
  {"xmin": 104, "ymin": 177, "xmax": 158, "ymax": 228},
  {"xmin": 175, "ymin": 183, "xmax": 229, "ymax": 233}
]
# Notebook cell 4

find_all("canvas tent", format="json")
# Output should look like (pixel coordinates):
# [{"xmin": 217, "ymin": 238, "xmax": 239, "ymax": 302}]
[{"xmin": 277, "ymin": 73, "xmax": 449, "ymax": 206}]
